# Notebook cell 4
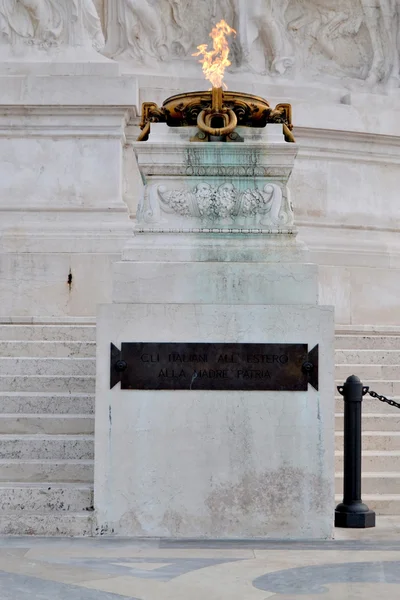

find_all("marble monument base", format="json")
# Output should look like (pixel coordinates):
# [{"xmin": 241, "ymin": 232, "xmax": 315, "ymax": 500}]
[
  {"xmin": 95, "ymin": 120, "xmax": 335, "ymax": 540},
  {"xmin": 95, "ymin": 295, "xmax": 334, "ymax": 539}
]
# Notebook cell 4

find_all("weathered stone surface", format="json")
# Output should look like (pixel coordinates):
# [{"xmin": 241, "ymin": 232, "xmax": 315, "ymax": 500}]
[
  {"xmin": 96, "ymin": 303, "xmax": 335, "ymax": 539},
  {"xmin": 0, "ymin": 435, "xmax": 94, "ymax": 461},
  {"xmin": 0, "ymin": 513, "xmax": 93, "ymax": 536},
  {"xmin": 0, "ymin": 393, "xmax": 95, "ymax": 415},
  {"xmin": 0, "ymin": 483, "xmax": 93, "ymax": 513},
  {"xmin": 0, "ymin": 415, "xmax": 94, "ymax": 435},
  {"xmin": 0, "ymin": 377, "xmax": 95, "ymax": 394},
  {"xmin": 0, "ymin": 460, "xmax": 94, "ymax": 483}
]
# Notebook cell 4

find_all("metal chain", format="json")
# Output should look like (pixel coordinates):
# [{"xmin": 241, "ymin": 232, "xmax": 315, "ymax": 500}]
[{"xmin": 368, "ymin": 390, "xmax": 400, "ymax": 410}]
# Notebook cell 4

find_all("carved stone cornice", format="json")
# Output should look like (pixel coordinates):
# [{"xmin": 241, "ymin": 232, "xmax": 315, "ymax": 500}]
[{"xmin": 134, "ymin": 138, "xmax": 298, "ymax": 183}]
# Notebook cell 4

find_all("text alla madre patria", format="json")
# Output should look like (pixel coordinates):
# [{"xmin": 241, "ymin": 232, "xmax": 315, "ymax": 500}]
[{"xmin": 140, "ymin": 352, "xmax": 289, "ymax": 380}]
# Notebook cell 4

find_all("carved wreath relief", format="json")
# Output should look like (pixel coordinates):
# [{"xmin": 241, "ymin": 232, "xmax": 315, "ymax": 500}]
[{"xmin": 137, "ymin": 182, "xmax": 294, "ymax": 229}]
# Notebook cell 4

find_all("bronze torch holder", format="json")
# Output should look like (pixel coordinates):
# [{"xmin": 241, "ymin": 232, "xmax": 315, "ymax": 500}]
[{"xmin": 138, "ymin": 87, "xmax": 295, "ymax": 143}]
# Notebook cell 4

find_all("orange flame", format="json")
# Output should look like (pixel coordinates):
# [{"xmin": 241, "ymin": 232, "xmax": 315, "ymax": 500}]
[{"xmin": 193, "ymin": 20, "xmax": 236, "ymax": 89}]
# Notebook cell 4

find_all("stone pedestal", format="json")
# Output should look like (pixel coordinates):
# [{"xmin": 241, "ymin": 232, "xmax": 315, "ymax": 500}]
[{"xmin": 95, "ymin": 124, "xmax": 335, "ymax": 539}]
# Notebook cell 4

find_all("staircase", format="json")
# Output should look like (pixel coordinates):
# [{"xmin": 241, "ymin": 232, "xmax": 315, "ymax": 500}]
[
  {"xmin": 0, "ymin": 323, "xmax": 95, "ymax": 536},
  {"xmin": 0, "ymin": 322, "xmax": 399, "ymax": 536},
  {"xmin": 335, "ymin": 330, "xmax": 400, "ymax": 516}
]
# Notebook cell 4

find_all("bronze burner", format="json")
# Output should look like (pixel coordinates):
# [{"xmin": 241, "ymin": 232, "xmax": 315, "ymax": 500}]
[{"xmin": 138, "ymin": 87, "xmax": 295, "ymax": 143}]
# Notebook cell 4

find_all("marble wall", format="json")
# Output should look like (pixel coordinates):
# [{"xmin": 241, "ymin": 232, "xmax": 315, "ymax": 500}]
[{"xmin": 0, "ymin": 0, "xmax": 399, "ymax": 326}]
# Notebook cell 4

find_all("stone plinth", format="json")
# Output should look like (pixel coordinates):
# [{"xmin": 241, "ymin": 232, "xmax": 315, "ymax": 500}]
[
  {"xmin": 96, "ymin": 303, "xmax": 334, "ymax": 539},
  {"xmin": 94, "ymin": 123, "xmax": 335, "ymax": 539}
]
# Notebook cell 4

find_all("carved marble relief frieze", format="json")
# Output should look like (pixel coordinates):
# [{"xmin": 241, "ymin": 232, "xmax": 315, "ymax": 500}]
[
  {"xmin": 137, "ymin": 181, "xmax": 294, "ymax": 230},
  {"xmin": 103, "ymin": 0, "xmax": 236, "ymax": 66},
  {"xmin": 0, "ymin": 0, "xmax": 398, "ymax": 87},
  {"xmin": 0, "ymin": 0, "xmax": 104, "ymax": 50},
  {"xmin": 237, "ymin": 0, "xmax": 295, "ymax": 76},
  {"xmin": 287, "ymin": 0, "xmax": 400, "ymax": 84},
  {"xmin": 101, "ymin": 0, "xmax": 400, "ymax": 87}
]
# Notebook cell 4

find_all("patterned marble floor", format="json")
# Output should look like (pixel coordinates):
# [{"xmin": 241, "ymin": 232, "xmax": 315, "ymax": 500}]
[{"xmin": 2, "ymin": 518, "xmax": 400, "ymax": 600}]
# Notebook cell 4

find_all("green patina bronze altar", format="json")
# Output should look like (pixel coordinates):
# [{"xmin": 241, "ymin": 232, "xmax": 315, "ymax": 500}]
[{"xmin": 138, "ymin": 88, "xmax": 295, "ymax": 143}]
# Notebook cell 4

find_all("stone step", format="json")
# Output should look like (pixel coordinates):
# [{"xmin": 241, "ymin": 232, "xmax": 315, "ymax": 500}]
[
  {"xmin": 0, "ymin": 435, "xmax": 94, "ymax": 460},
  {"xmin": 334, "ymin": 494, "xmax": 400, "ymax": 516},
  {"xmin": 335, "ymin": 472, "xmax": 400, "ymax": 495},
  {"xmin": 335, "ymin": 414, "xmax": 400, "ymax": 431},
  {"xmin": 0, "ymin": 482, "xmax": 93, "ymax": 513},
  {"xmin": 362, "ymin": 495, "xmax": 400, "ymax": 516},
  {"xmin": 0, "ymin": 512, "xmax": 93, "ymax": 536},
  {"xmin": 336, "ymin": 350, "xmax": 400, "ymax": 365},
  {"xmin": 336, "ymin": 365, "xmax": 400, "ymax": 381},
  {"xmin": 0, "ymin": 392, "xmax": 94, "ymax": 415},
  {"xmin": 335, "ymin": 380, "xmax": 400, "ymax": 396},
  {"xmin": 0, "ymin": 459, "xmax": 94, "ymax": 483},
  {"xmin": 0, "ymin": 415, "xmax": 94, "ymax": 435},
  {"xmin": 335, "ymin": 335, "xmax": 400, "ymax": 350},
  {"xmin": 0, "ymin": 376, "xmax": 95, "ymax": 393},
  {"xmin": 336, "ymin": 451, "xmax": 400, "ymax": 471},
  {"xmin": 0, "ymin": 357, "xmax": 95, "ymax": 377},
  {"xmin": 335, "ymin": 394, "xmax": 400, "ymax": 413},
  {"xmin": 0, "ymin": 325, "xmax": 96, "ymax": 342},
  {"xmin": 335, "ymin": 431, "xmax": 400, "ymax": 451},
  {"xmin": 0, "ymin": 341, "xmax": 96, "ymax": 358}
]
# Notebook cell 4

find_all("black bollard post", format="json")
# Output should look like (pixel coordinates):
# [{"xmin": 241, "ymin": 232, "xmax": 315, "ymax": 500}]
[{"xmin": 335, "ymin": 375, "xmax": 376, "ymax": 528}]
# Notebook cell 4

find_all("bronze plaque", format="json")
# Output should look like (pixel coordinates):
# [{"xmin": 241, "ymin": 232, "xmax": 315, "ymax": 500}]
[{"xmin": 110, "ymin": 343, "xmax": 318, "ymax": 391}]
